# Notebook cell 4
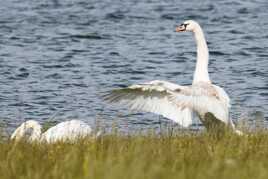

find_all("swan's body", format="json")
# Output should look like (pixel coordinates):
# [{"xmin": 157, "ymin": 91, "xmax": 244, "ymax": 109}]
[
  {"xmin": 105, "ymin": 20, "xmax": 242, "ymax": 135},
  {"xmin": 11, "ymin": 120, "xmax": 93, "ymax": 143}
]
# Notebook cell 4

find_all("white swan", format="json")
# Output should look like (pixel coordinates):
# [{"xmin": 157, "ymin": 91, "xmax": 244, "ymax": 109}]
[
  {"xmin": 105, "ymin": 20, "xmax": 242, "ymax": 135},
  {"xmin": 10, "ymin": 120, "xmax": 95, "ymax": 143}
]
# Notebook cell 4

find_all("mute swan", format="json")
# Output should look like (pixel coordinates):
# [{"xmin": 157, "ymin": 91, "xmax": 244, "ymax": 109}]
[
  {"xmin": 105, "ymin": 20, "xmax": 242, "ymax": 135},
  {"xmin": 10, "ymin": 120, "xmax": 95, "ymax": 143}
]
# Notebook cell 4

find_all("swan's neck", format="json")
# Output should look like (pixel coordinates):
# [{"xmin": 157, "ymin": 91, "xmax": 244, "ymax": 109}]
[
  {"xmin": 11, "ymin": 121, "xmax": 42, "ymax": 142},
  {"xmin": 29, "ymin": 125, "xmax": 42, "ymax": 141},
  {"xmin": 193, "ymin": 26, "xmax": 210, "ymax": 84}
]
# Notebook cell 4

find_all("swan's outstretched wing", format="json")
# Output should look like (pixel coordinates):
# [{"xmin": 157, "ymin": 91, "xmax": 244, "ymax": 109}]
[
  {"xmin": 41, "ymin": 120, "xmax": 92, "ymax": 143},
  {"xmin": 105, "ymin": 81, "xmax": 230, "ymax": 126},
  {"xmin": 104, "ymin": 80, "xmax": 193, "ymax": 127}
]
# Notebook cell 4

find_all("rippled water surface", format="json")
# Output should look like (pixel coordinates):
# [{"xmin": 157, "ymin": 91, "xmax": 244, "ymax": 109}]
[{"xmin": 0, "ymin": 0, "xmax": 267, "ymax": 132}]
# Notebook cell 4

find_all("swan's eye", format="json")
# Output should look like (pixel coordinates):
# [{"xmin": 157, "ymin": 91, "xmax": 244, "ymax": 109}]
[{"xmin": 183, "ymin": 23, "xmax": 189, "ymax": 28}]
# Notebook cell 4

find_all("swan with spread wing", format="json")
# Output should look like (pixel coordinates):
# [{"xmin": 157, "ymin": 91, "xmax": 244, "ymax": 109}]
[{"xmin": 105, "ymin": 20, "xmax": 242, "ymax": 135}]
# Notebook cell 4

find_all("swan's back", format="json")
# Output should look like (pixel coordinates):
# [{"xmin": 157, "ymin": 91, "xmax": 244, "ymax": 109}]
[{"xmin": 41, "ymin": 120, "xmax": 92, "ymax": 143}]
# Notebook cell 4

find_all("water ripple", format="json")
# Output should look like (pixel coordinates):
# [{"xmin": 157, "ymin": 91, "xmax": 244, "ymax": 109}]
[{"xmin": 0, "ymin": 0, "xmax": 267, "ymax": 132}]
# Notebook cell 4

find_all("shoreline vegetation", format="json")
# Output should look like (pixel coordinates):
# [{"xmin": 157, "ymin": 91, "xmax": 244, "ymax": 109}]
[{"xmin": 1, "ymin": 127, "xmax": 268, "ymax": 179}]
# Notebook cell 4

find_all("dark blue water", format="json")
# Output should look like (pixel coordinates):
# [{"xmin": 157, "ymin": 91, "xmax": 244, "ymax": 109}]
[{"xmin": 0, "ymin": 0, "xmax": 267, "ymax": 133}]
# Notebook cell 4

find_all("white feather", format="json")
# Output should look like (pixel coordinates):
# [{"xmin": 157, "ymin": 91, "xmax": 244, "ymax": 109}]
[
  {"xmin": 105, "ymin": 80, "xmax": 193, "ymax": 127},
  {"xmin": 41, "ymin": 120, "xmax": 92, "ymax": 143}
]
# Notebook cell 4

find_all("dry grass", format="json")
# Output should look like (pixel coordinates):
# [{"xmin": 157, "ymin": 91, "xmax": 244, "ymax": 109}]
[{"xmin": 1, "ymin": 130, "xmax": 268, "ymax": 179}]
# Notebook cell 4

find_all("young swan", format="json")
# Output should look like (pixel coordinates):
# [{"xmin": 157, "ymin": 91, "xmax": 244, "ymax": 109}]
[{"xmin": 10, "ymin": 120, "xmax": 100, "ymax": 143}]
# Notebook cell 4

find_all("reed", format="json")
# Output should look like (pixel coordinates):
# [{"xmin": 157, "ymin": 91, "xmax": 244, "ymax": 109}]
[{"xmin": 1, "ymin": 129, "xmax": 268, "ymax": 179}]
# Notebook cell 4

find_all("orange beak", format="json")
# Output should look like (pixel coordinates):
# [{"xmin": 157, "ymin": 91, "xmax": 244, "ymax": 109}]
[{"xmin": 175, "ymin": 25, "xmax": 186, "ymax": 32}]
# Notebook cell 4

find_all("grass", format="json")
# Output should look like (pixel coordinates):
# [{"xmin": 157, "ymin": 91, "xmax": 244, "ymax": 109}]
[{"xmin": 1, "ymin": 130, "xmax": 268, "ymax": 179}]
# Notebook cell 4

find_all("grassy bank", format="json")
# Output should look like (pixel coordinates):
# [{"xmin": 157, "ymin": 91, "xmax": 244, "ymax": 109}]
[{"xmin": 1, "ymin": 131, "xmax": 268, "ymax": 179}]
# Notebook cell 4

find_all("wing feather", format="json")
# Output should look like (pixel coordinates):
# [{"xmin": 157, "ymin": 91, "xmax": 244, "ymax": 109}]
[{"xmin": 104, "ymin": 81, "xmax": 193, "ymax": 127}]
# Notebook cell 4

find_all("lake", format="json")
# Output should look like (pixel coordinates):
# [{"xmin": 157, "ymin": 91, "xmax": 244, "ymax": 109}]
[{"xmin": 0, "ymin": 0, "xmax": 267, "ymax": 133}]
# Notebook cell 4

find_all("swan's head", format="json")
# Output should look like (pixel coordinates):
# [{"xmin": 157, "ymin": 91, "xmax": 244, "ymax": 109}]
[{"xmin": 176, "ymin": 20, "xmax": 200, "ymax": 32}]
